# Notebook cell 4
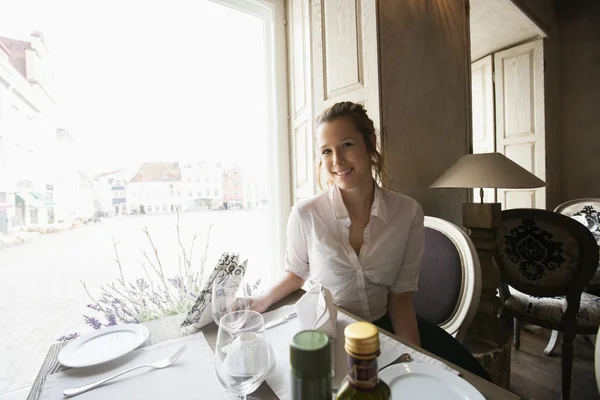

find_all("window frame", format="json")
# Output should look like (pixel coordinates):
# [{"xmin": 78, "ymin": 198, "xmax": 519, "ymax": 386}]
[{"xmin": 210, "ymin": 0, "xmax": 290, "ymax": 281}]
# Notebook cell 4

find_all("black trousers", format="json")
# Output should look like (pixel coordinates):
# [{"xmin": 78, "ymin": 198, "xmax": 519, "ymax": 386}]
[{"xmin": 373, "ymin": 313, "xmax": 490, "ymax": 381}]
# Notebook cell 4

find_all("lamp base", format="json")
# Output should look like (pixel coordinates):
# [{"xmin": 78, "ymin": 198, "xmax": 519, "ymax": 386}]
[
  {"xmin": 462, "ymin": 202, "xmax": 501, "ymax": 229},
  {"xmin": 464, "ymin": 332, "xmax": 512, "ymax": 389},
  {"xmin": 461, "ymin": 202, "xmax": 511, "ymax": 387}
]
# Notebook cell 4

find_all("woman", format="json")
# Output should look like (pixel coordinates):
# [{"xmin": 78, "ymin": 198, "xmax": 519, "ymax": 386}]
[{"xmin": 251, "ymin": 101, "xmax": 489, "ymax": 380}]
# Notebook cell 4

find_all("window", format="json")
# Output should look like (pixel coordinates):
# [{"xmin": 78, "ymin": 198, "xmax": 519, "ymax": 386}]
[
  {"xmin": 188, "ymin": 190, "xmax": 193, "ymax": 197},
  {"xmin": 132, "ymin": 191, "xmax": 136, "ymax": 197},
  {"xmin": 1, "ymin": 1, "xmax": 290, "ymax": 393},
  {"xmin": 197, "ymin": 191, "xmax": 202, "ymax": 197},
  {"xmin": 177, "ymin": 190, "xmax": 181, "ymax": 196},
  {"xmin": 163, "ymin": 205, "xmax": 167, "ymax": 211}
]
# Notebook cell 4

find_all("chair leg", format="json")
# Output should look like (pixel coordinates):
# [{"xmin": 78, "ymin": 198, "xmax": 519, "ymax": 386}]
[
  {"xmin": 561, "ymin": 335, "xmax": 574, "ymax": 400},
  {"xmin": 544, "ymin": 330, "xmax": 562, "ymax": 356},
  {"xmin": 513, "ymin": 318, "xmax": 521, "ymax": 350}
]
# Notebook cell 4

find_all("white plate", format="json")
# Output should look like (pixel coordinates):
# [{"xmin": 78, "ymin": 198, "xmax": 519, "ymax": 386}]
[
  {"xmin": 58, "ymin": 324, "xmax": 149, "ymax": 368},
  {"xmin": 379, "ymin": 363, "xmax": 485, "ymax": 400}
]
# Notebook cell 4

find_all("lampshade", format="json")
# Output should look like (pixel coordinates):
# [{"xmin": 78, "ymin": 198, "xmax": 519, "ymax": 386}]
[{"xmin": 429, "ymin": 152, "xmax": 546, "ymax": 189}]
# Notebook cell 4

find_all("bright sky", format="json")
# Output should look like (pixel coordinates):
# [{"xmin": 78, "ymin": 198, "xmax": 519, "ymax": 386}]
[{"xmin": 0, "ymin": 0, "xmax": 269, "ymax": 175}]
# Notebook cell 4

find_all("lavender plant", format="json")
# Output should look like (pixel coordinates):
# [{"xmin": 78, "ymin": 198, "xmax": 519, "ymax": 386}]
[
  {"xmin": 58, "ymin": 212, "xmax": 265, "ymax": 342},
  {"xmin": 74, "ymin": 212, "xmax": 213, "ymax": 335}
]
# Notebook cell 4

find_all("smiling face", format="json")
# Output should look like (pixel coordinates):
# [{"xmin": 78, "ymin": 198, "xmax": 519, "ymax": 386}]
[{"xmin": 317, "ymin": 117, "xmax": 375, "ymax": 191}]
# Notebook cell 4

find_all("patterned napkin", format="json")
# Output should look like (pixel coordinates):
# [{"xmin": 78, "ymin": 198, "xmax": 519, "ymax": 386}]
[{"xmin": 180, "ymin": 252, "xmax": 248, "ymax": 328}]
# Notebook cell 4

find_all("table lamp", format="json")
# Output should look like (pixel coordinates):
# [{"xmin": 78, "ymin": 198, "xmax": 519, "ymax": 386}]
[{"xmin": 430, "ymin": 152, "xmax": 546, "ymax": 387}]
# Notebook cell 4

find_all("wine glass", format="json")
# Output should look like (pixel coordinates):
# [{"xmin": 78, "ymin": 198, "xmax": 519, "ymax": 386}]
[
  {"xmin": 215, "ymin": 311, "xmax": 271, "ymax": 400},
  {"xmin": 212, "ymin": 274, "xmax": 250, "ymax": 328}
]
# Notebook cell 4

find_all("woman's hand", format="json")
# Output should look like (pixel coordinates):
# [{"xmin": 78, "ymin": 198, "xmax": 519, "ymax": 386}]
[
  {"xmin": 248, "ymin": 294, "xmax": 272, "ymax": 313},
  {"xmin": 246, "ymin": 272, "xmax": 305, "ymax": 314}
]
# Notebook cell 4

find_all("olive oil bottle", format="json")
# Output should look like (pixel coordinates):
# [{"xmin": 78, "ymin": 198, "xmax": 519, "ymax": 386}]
[{"xmin": 336, "ymin": 322, "xmax": 390, "ymax": 399}]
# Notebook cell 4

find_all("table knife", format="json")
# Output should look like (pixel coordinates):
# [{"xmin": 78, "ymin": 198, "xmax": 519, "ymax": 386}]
[{"xmin": 265, "ymin": 312, "xmax": 297, "ymax": 329}]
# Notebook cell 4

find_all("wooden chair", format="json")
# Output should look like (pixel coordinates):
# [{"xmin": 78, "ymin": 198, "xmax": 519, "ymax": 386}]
[
  {"xmin": 595, "ymin": 328, "xmax": 600, "ymax": 395},
  {"xmin": 555, "ymin": 198, "xmax": 600, "ymax": 294},
  {"xmin": 543, "ymin": 199, "xmax": 600, "ymax": 356},
  {"xmin": 495, "ymin": 209, "xmax": 600, "ymax": 400},
  {"xmin": 413, "ymin": 216, "xmax": 481, "ymax": 343}
]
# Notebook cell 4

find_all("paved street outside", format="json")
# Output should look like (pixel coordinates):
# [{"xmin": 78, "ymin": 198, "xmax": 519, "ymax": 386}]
[{"xmin": 0, "ymin": 209, "xmax": 272, "ymax": 395}]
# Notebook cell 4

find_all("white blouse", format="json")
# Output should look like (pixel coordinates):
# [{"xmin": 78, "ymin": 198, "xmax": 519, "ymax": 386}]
[{"xmin": 284, "ymin": 185, "xmax": 425, "ymax": 322}]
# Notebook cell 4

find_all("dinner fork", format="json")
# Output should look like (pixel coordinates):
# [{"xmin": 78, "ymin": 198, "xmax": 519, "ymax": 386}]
[{"xmin": 63, "ymin": 344, "xmax": 187, "ymax": 397}]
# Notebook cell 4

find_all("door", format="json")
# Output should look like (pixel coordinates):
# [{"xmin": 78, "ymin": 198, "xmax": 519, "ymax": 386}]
[
  {"xmin": 494, "ymin": 39, "xmax": 546, "ymax": 209},
  {"xmin": 288, "ymin": 0, "xmax": 314, "ymax": 203},
  {"xmin": 288, "ymin": 0, "xmax": 380, "ymax": 202},
  {"xmin": 471, "ymin": 55, "xmax": 495, "ymax": 203}
]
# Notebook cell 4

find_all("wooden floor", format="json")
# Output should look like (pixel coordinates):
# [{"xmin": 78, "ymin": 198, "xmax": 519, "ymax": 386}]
[{"xmin": 509, "ymin": 326, "xmax": 598, "ymax": 400}]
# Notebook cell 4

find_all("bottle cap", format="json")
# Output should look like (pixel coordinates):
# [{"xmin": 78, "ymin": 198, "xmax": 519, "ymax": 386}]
[
  {"xmin": 344, "ymin": 322, "xmax": 379, "ymax": 356},
  {"xmin": 290, "ymin": 330, "xmax": 331, "ymax": 379}
]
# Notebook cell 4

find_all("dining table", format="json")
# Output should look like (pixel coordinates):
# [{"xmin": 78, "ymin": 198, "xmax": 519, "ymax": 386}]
[{"xmin": 26, "ymin": 290, "xmax": 522, "ymax": 400}]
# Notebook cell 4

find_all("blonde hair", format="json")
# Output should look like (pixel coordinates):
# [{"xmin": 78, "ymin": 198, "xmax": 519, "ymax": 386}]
[{"xmin": 315, "ymin": 102, "xmax": 387, "ymax": 190}]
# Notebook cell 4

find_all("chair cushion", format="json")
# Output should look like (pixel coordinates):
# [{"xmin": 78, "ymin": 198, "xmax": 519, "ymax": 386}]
[
  {"xmin": 496, "ymin": 217, "xmax": 581, "ymax": 286},
  {"xmin": 505, "ymin": 289, "xmax": 600, "ymax": 328},
  {"xmin": 413, "ymin": 228, "xmax": 463, "ymax": 325}
]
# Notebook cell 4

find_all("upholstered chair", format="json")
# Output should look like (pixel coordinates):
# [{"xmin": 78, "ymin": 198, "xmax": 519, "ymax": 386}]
[
  {"xmin": 413, "ymin": 216, "xmax": 481, "ymax": 343},
  {"xmin": 555, "ymin": 198, "xmax": 600, "ymax": 294},
  {"xmin": 495, "ymin": 209, "xmax": 599, "ymax": 400}
]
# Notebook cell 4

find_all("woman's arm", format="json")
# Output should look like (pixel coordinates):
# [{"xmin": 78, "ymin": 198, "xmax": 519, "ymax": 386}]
[
  {"xmin": 388, "ymin": 291, "xmax": 421, "ymax": 347},
  {"xmin": 250, "ymin": 272, "xmax": 305, "ymax": 313},
  {"xmin": 251, "ymin": 206, "xmax": 309, "ymax": 313}
]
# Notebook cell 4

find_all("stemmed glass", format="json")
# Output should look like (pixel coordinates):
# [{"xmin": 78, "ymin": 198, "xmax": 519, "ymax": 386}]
[
  {"xmin": 212, "ymin": 274, "xmax": 250, "ymax": 329},
  {"xmin": 214, "ymin": 311, "xmax": 271, "ymax": 400}
]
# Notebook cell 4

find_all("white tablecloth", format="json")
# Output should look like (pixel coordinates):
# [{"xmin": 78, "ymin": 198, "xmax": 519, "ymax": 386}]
[{"xmin": 40, "ymin": 332, "xmax": 231, "ymax": 400}]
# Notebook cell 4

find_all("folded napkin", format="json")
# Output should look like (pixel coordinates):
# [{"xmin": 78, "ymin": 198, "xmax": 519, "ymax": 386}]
[
  {"xmin": 295, "ymin": 284, "xmax": 338, "ymax": 338},
  {"xmin": 40, "ymin": 332, "xmax": 230, "ymax": 400}
]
